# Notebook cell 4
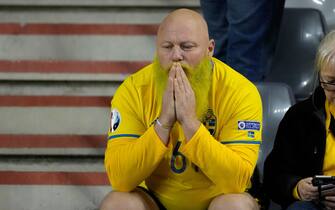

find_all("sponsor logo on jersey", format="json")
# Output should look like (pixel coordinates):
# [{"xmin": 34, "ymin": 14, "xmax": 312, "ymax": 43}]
[
  {"xmin": 238, "ymin": 121, "xmax": 260, "ymax": 131},
  {"xmin": 202, "ymin": 109, "xmax": 216, "ymax": 135},
  {"xmin": 110, "ymin": 109, "xmax": 121, "ymax": 132}
]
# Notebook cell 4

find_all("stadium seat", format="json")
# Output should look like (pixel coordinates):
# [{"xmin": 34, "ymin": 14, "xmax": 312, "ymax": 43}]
[
  {"xmin": 253, "ymin": 82, "xmax": 295, "ymax": 210},
  {"xmin": 265, "ymin": 8, "xmax": 327, "ymax": 102},
  {"xmin": 256, "ymin": 82, "xmax": 295, "ymax": 180}
]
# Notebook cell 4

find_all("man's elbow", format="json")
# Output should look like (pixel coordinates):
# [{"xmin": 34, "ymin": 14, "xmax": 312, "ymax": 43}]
[{"xmin": 110, "ymin": 179, "xmax": 137, "ymax": 192}]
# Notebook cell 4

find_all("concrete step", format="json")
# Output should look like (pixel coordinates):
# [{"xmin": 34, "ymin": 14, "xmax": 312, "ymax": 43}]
[
  {"xmin": 0, "ymin": 60, "xmax": 148, "ymax": 82},
  {"xmin": 0, "ymin": 185, "xmax": 110, "ymax": 210},
  {"xmin": 0, "ymin": 23, "xmax": 153, "ymax": 82},
  {"xmin": 0, "ymin": 2, "xmax": 198, "ymax": 210},
  {"xmin": 0, "ymin": 27, "xmax": 155, "ymax": 61},
  {"xmin": 0, "ymin": 0, "xmax": 199, "ymax": 7},
  {"xmin": 0, "ymin": 81, "xmax": 119, "ymax": 96},
  {"xmin": 0, "ymin": 7, "xmax": 174, "ymax": 24},
  {"xmin": 0, "ymin": 22, "xmax": 150, "ymax": 156},
  {"xmin": 0, "ymin": 156, "xmax": 110, "ymax": 210},
  {"xmin": 0, "ymin": 95, "xmax": 113, "ymax": 155},
  {"xmin": 0, "ymin": 134, "xmax": 106, "ymax": 155}
]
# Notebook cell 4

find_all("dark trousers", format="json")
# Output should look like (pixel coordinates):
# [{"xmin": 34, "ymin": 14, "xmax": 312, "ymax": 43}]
[{"xmin": 200, "ymin": 0, "xmax": 285, "ymax": 82}]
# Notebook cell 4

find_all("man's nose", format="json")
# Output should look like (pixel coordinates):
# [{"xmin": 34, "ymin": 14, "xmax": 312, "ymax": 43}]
[{"xmin": 171, "ymin": 47, "xmax": 183, "ymax": 62}]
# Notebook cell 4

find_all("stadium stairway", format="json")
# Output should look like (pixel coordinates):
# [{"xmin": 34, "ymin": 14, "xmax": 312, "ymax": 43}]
[
  {"xmin": 0, "ymin": 0, "xmax": 199, "ymax": 209},
  {"xmin": 0, "ymin": 0, "xmax": 296, "ymax": 209}
]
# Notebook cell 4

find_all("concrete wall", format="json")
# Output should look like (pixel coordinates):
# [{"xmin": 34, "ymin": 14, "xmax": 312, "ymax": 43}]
[
  {"xmin": 0, "ymin": 1, "xmax": 200, "ymax": 209},
  {"xmin": 0, "ymin": 0, "xmax": 199, "ymax": 7}
]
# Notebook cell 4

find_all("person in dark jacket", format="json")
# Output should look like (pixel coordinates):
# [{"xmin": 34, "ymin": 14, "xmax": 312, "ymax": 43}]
[{"xmin": 263, "ymin": 30, "xmax": 335, "ymax": 210}]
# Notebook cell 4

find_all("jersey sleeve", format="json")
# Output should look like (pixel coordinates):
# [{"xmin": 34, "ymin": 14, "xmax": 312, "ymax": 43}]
[
  {"xmin": 105, "ymin": 77, "xmax": 168, "ymax": 192},
  {"xmin": 180, "ymin": 84, "xmax": 262, "ymax": 193}
]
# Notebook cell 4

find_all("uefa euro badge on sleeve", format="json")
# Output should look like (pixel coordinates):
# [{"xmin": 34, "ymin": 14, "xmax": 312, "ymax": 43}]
[
  {"xmin": 110, "ymin": 109, "xmax": 121, "ymax": 132},
  {"xmin": 202, "ymin": 109, "xmax": 216, "ymax": 135}
]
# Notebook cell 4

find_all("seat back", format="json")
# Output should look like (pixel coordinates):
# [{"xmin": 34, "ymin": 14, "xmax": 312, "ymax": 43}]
[
  {"xmin": 255, "ymin": 82, "xmax": 295, "ymax": 181},
  {"xmin": 265, "ymin": 8, "xmax": 327, "ymax": 102},
  {"xmin": 250, "ymin": 82, "xmax": 295, "ymax": 210}
]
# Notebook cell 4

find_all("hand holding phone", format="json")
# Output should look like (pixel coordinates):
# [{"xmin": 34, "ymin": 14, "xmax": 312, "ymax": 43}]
[
  {"xmin": 312, "ymin": 175, "xmax": 335, "ymax": 186},
  {"xmin": 312, "ymin": 175, "xmax": 335, "ymax": 209},
  {"xmin": 296, "ymin": 177, "xmax": 318, "ymax": 201},
  {"xmin": 312, "ymin": 175, "xmax": 335, "ymax": 196}
]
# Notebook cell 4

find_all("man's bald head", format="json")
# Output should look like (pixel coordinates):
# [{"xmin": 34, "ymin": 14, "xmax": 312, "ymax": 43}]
[
  {"xmin": 157, "ymin": 9, "xmax": 210, "ymax": 41},
  {"xmin": 156, "ymin": 8, "xmax": 214, "ymax": 70}
]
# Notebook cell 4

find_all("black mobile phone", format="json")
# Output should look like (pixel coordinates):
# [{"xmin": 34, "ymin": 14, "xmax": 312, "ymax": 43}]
[{"xmin": 312, "ymin": 175, "xmax": 335, "ymax": 186}]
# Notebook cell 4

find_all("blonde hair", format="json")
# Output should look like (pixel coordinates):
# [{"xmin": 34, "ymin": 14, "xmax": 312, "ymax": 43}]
[{"xmin": 316, "ymin": 30, "xmax": 335, "ymax": 73}]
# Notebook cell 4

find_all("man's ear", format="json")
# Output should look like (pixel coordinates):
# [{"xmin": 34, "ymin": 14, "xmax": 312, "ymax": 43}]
[{"xmin": 208, "ymin": 39, "xmax": 215, "ymax": 57}]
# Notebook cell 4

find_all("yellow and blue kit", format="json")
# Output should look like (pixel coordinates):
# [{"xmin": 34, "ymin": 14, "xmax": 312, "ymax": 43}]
[{"xmin": 106, "ymin": 57, "xmax": 262, "ymax": 210}]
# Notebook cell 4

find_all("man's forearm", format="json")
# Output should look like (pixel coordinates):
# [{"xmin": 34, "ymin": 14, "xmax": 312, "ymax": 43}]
[
  {"xmin": 154, "ymin": 118, "xmax": 173, "ymax": 145},
  {"xmin": 105, "ymin": 126, "xmax": 168, "ymax": 191},
  {"xmin": 180, "ymin": 125, "xmax": 258, "ymax": 193},
  {"xmin": 181, "ymin": 118, "xmax": 201, "ymax": 142}
]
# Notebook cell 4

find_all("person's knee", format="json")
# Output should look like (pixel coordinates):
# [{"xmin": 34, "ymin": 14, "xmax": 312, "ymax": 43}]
[
  {"xmin": 286, "ymin": 201, "xmax": 318, "ymax": 210},
  {"xmin": 208, "ymin": 193, "xmax": 259, "ymax": 210},
  {"xmin": 99, "ymin": 191, "xmax": 144, "ymax": 210}
]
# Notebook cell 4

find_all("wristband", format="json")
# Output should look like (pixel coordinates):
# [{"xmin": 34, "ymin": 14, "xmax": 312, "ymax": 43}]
[{"xmin": 155, "ymin": 118, "xmax": 172, "ymax": 129}]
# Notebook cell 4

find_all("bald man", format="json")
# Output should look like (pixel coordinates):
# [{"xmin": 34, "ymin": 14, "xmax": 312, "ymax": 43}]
[{"xmin": 102, "ymin": 9, "xmax": 262, "ymax": 210}]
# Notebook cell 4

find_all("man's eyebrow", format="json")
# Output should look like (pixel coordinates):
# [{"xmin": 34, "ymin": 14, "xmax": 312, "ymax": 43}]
[
  {"xmin": 180, "ymin": 41, "xmax": 197, "ymax": 45},
  {"xmin": 160, "ymin": 41, "xmax": 173, "ymax": 46}
]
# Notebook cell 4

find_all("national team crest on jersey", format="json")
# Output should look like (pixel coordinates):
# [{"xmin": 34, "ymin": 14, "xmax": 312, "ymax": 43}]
[
  {"xmin": 202, "ymin": 109, "xmax": 216, "ymax": 135},
  {"xmin": 110, "ymin": 109, "xmax": 121, "ymax": 132}
]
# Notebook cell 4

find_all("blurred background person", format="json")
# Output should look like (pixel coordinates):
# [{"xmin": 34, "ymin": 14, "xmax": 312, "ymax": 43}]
[{"xmin": 200, "ymin": 0, "xmax": 285, "ymax": 82}]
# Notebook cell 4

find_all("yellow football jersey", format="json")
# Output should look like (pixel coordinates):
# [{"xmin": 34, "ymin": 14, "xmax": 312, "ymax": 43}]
[
  {"xmin": 323, "ymin": 100, "xmax": 335, "ymax": 176},
  {"xmin": 105, "ymin": 58, "xmax": 262, "ymax": 210}
]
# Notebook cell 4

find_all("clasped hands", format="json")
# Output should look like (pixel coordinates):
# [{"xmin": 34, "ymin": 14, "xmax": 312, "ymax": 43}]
[{"xmin": 158, "ymin": 62, "xmax": 200, "ymax": 140}]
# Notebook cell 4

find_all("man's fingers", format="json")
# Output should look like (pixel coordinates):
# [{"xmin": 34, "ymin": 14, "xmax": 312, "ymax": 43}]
[
  {"xmin": 174, "ymin": 64, "xmax": 185, "ymax": 91},
  {"xmin": 166, "ymin": 75, "xmax": 173, "ymax": 91},
  {"xmin": 176, "ymin": 68, "xmax": 186, "ymax": 93},
  {"xmin": 168, "ymin": 64, "xmax": 177, "ymax": 83},
  {"xmin": 176, "ymin": 63, "xmax": 192, "ymax": 91},
  {"xmin": 169, "ymin": 63, "xmax": 177, "ymax": 77},
  {"xmin": 174, "ymin": 77, "xmax": 182, "ymax": 104},
  {"xmin": 166, "ymin": 64, "xmax": 177, "ymax": 94}
]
